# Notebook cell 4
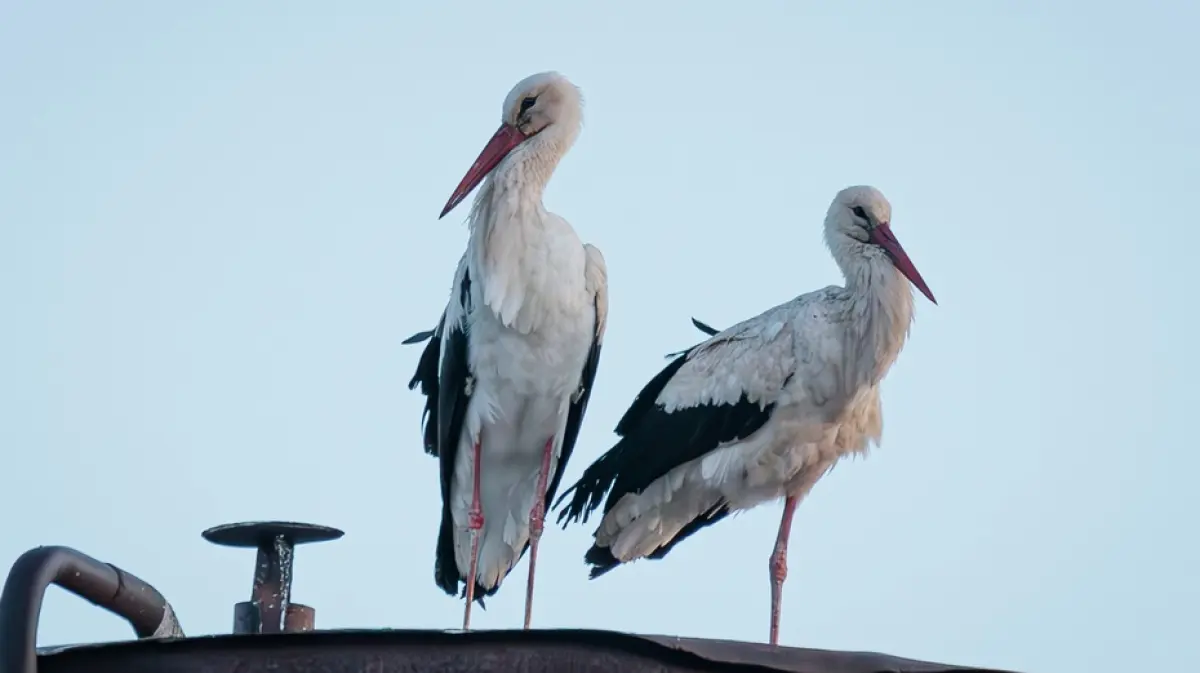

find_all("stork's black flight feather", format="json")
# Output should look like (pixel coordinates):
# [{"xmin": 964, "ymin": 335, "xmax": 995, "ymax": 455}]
[{"xmin": 555, "ymin": 317, "xmax": 774, "ymax": 578}]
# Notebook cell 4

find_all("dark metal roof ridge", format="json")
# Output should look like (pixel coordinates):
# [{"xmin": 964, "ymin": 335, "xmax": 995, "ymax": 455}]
[{"xmin": 36, "ymin": 628, "xmax": 1021, "ymax": 673}]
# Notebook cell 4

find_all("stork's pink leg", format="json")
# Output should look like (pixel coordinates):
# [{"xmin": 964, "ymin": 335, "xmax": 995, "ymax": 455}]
[
  {"xmin": 523, "ymin": 436, "xmax": 556, "ymax": 629},
  {"xmin": 769, "ymin": 496, "xmax": 799, "ymax": 646},
  {"xmin": 462, "ymin": 438, "xmax": 484, "ymax": 631}
]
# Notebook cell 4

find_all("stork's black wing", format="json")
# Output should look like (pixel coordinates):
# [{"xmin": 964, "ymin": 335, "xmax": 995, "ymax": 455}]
[
  {"xmin": 405, "ymin": 315, "xmax": 445, "ymax": 457},
  {"xmin": 555, "ymin": 323, "xmax": 775, "ymax": 578},
  {"xmin": 417, "ymin": 270, "xmax": 492, "ymax": 605}
]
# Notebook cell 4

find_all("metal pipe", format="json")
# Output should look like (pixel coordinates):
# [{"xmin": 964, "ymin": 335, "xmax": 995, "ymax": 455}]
[
  {"xmin": 0, "ymin": 546, "xmax": 183, "ymax": 673},
  {"xmin": 250, "ymin": 533, "xmax": 293, "ymax": 634},
  {"xmin": 201, "ymin": 521, "xmax": 342, "ymax": 635}
]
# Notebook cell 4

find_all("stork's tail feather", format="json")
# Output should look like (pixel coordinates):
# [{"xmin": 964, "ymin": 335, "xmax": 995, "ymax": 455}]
[
  {"xmin": 583, "ymin": 544, "xmax": 621, "ymax": 579},
  {"xmin": 434, "ymin": 514, "xmax": 491, "ymax": 607},
  {"xmin": 579, "ymin": 502, "xmax": 733, "ymax": 581},
  {"xmin": 458, "ymin": 583, "xmax": 491, "ymax": 608},
  {"xmin": 434, "ymin": 543, "xmax": 493, "ymax": 608},
  {"xmin": 554, "ymin": 448, "xmax": 621, "ymax": 527},
  {"xmin": 648, "ymin": 503, "xmax": 731, "ymax": 560},
  {"xmin": 433, "ymin": 567, "xmax": 492, "ymax": 608}
]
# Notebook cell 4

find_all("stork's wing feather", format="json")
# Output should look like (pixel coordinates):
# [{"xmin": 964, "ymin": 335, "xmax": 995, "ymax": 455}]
[
  {"xmin": 401, "ymin": 328, "xmax": 437, "ymax": 346},
  {"xmin": 556, "ymin": 293, "xmax": 842, "ymax": 530},
  {"xmin": 430, "ymin": 260, "xmax": 490, "ymax": 603},
  {"xmin": 406, "ymin": 313, "xmax": 446, "ymax": 456},
  {"xmin": 656, "ymin": 300, "xmax": 804, "ymax": 413},
  {"xmin": 545, "ymin": 244, "xmax": 608, "ymax": 508},
  {"xmin": 664, "ymin": 317, "xmax": 723, "ymax": 359}
]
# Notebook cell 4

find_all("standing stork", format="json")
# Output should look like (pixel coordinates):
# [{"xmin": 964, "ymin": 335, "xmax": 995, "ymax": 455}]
[
  {"xmin": 403, "ymin": 72, "xmax": 607, "ymax": 630},
  {"xmin": 555, "ymin": 185, "xmax": 935, "ymax": 646}
]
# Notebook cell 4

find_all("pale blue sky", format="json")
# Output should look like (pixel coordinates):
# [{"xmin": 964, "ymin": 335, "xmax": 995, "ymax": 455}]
[{"xmin": 1, "ymin": 2, "xmax": 1196, "ymax": 672}]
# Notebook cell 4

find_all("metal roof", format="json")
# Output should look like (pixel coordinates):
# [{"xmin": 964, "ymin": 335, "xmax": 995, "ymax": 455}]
[
  {"xmin": 35, "ymin": 629, "xmax": 1017, "ymax": 673},
  {"xmin": 3, "ymin": 521, "xmax": 1021, "ymax": 673}
]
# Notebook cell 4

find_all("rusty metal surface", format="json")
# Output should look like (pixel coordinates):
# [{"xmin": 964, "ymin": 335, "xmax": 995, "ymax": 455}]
[
  {"xmin": 8, "ymin": 537, "xmax": 1019, "ymax": 673},
  {"xmin": 0, "ymin": 546, "xmax": 184, "ymax": 673},
  {"xmin": 283, "ymin": 604, "xmax": 315, "ymax": 632},
  {"xmin": 35, "ymin": 629, "xmax": 1019, "ymax": 673},
  {"xmin": 232, "ymin": 602, "xmax": 316, "ymax": 635},
  {"xmin": 201, "ymin": 521, "xmax": 342, "ymax": 634},
  {"xmin": 201, "ymin": 522, "xmax": 344, "ymax": 548}
]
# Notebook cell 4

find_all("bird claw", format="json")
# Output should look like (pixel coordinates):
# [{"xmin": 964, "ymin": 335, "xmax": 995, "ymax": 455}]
[{"xmin": 464, "ymin": 375, "xmax": 475, "ymax": 396}]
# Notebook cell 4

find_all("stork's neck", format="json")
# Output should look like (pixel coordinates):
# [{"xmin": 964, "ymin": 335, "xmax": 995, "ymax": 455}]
[
  {"xmin": 839, "ymin": 245, "xmax": 915, "ymax": 385},
  {"xmin": 466, "ymin": 126, "xmax": 577, "ymax": 238},
  {"xmin": 463, "ymin": 125, "xmax": 580, "ymax": 333}
]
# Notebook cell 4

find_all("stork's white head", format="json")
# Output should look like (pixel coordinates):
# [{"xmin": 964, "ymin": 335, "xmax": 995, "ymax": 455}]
[
  {"xmin": 439, "ymin": 72, "xmax": 583, "ymax": 219},
  {"xmin": 501, "ymin": 71, "xmax": 583, "ymax": 139},
  {"xmin": 826, "ymin": 185, "xmax": 936, "ymax": 304}
]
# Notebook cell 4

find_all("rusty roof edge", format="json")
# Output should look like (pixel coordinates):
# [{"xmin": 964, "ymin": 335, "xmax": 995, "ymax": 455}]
[
  {"xmin": 641, "ymin": 634, "xmax": 1010, "ymax": 672},
  {"xmin": 36, "ymin": 628, "xmax": 1021, "ymax": 673}
]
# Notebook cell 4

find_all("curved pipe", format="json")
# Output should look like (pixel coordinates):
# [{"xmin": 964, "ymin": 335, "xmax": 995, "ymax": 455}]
[{"xmin": 0, "ymin": 546, "xmax": 184, "ymax": 673}]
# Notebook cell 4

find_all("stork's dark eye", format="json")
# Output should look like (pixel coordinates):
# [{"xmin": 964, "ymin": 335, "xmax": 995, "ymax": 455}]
[
  {"xmin": 519, "ymin": 96, "xmax": 538, "ymax": 114},
  {"xmin": 852, "ymin": 206, "xmax": 868, "ymax": 220}
]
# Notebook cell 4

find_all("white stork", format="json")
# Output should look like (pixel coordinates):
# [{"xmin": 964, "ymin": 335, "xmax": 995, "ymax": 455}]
[
  {"xmin": 555, "ymin": 185, "xmax": 935, "ymax": 646},
  {"xmin": 403, "ymin": 72, "xmax": 607, "ymax": 630}
]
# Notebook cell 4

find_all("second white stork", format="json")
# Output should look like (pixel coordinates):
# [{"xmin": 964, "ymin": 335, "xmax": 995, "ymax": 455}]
[
  {"xmin": 404, "ymin": 72, "xmax": 608, "ymax": 630},
  {"xmin": 555, "ymin": 185, "xmax": 935, "ymax": 646}
]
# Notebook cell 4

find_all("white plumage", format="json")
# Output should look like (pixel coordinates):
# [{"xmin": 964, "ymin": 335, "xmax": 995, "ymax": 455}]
[
  {"xmin": 557, "ymin": 185, "xmax": 936, "ymax": 646},
  {"xmin": 406, "ymin": 72, "xmax": 607, "ymax": 631}
]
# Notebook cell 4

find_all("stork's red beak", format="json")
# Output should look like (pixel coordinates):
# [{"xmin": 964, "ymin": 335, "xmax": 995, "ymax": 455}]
[
  {"xmin": 439, "ymin": 123, "xmax": 527, "ymax": 219},
  {"xmin": 870, "ymin": 222, "xmax": 937, "ymax": 304}
]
